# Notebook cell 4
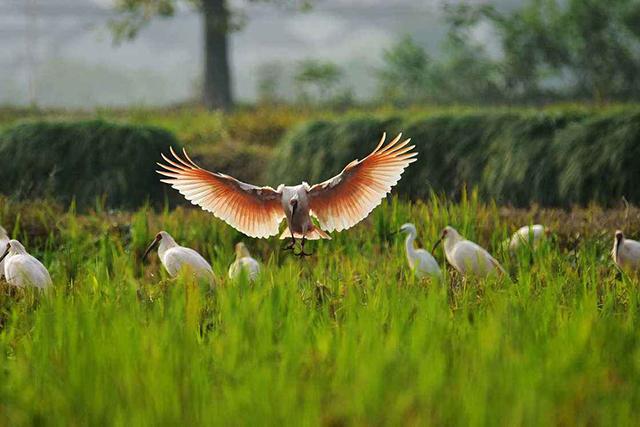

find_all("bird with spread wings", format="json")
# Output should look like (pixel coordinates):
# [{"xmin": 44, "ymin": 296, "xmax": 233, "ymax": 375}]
[{"xmin": 157, "ymin": 132, "xmax": 417, "ymax": 256}]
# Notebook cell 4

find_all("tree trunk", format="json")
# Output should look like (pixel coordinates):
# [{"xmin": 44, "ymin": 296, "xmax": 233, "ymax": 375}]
[{"xmin": 202, "ymin": 0, "xmax": 233, "ymax": 111}]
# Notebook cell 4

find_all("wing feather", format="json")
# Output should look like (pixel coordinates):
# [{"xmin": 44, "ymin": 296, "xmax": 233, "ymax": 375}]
[
  {"xmin": 157, "ymin": 149, "xmax": 285, "ymax": 238},
  {"xmin": 308, "ymin": 132, "xmax": 417, "ymax": 232}
]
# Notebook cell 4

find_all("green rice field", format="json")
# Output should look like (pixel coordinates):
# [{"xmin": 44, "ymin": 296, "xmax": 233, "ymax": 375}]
[{"xmin": 1, "ymin": 193, "xmax": 639, "ymax": 426}]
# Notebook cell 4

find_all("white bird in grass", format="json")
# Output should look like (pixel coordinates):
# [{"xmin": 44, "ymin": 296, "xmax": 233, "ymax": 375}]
[
  {"xmin": 228, "ymin": 242, "xmax": 260, "ymax": 282},
  {"xmin": 612, "ymin": 230, "xmax": 640, "ymax": 272},
  {"xmin": 432, "ymin": 226, "xmax": 505, "ymax": 278},
  {"xmin": 143, "ymin": 231, "xmax": 215, "ymax": 285},
  {"xmin": 506, "ymin": 224, "xmax": 548, "ymax": 252},
  {"xmin": 0, "ymin": 226, "xmax": 9, "ymax": 279},
  {"xmin": 157, "ymin": 132, "xmax": 417, "ymax": 256},
  {"xmin": 0, "ymin": 240, "xmax": 52, "ymax": 289},
  {"xmin": 399, "ymin": 223, "xmax": 442, "ymax": 280}
]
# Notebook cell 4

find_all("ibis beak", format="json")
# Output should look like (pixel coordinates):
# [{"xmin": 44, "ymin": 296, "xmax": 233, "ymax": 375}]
[
  {"xmin": 142, "ymin": 236, "xmax": 160, "ymax": 261},
  {"xmin": 0, "ymin": 244, "xmax": 10, "ymax": 264},
  {"xmin": 431, "ymin": 238, "xmax": 443, "ymax": 255}
]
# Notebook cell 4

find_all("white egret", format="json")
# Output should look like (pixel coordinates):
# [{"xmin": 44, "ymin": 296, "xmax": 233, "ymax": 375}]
[
  {"xmin": 157, "ymin": 132, "xmax": 417, "ymax": 256},
  {"xmin": 399, "ymin": 223, "xmax": 442, "ymax": 280},
  {"xmin": 506, "ymin": 224, "xmax": 548, "ymax": 253},
  {"xmin": 612, "ymin": 230, "xmax": 640, "ymax": 271},
  {"xmin": 0, "ymin": 240, "xmax": 52, "ymax": 289},
  {"xmin": 432, "ymin": 226, "xmax": 505, "ymax": 278},
  {"xmin": 228, "ymin": 242, "xmax": 260, "ymax": 282},
  {"xmin": 143, "ymin": 231, "xmax": 215, "ymax": 285},
  {"xmin": 0, "ymin": 226, "xmax": 8, "ymax": 279}
]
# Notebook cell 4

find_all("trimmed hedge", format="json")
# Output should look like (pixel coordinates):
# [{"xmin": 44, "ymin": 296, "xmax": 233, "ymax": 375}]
[
  {"xmin": 268, "ymin": 110, "xmax": 640, "ymax": 206},
  {"xmin": 269, "ymin": 116, "xmax": 402, "ymax": 186},
  {"xmin": 0, "ymin": 120, "xmax": 180, "ymax": 209},
  {"xmin": 555, "ymin": 112, "xmax": 640, "ymax": 205},
  {"xmin": 194, "ymin": 139, "xmax": 273, "ymax": 186}
]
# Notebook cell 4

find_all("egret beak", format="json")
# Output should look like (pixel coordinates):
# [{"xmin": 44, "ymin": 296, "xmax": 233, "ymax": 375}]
[
  {"xmin": 142, "ymin": 236, "xmax": 160, "ymax": 261},
  {"xmin": 0, "ymin": 244, "xmax": 10, "ymax": 264},
  {"xmin": 431, "ymin": 238, "xmax": 443, "ymax": 255}
]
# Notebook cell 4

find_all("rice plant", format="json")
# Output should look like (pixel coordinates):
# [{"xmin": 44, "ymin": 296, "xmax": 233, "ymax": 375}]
[{"xmin": 1, "ymin": 194, "xmax": 639, "ymax": 425}]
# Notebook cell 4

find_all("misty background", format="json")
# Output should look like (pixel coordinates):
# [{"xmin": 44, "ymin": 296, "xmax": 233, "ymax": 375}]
[{"xmin": 0, "ymin": 0, "xmax": 521, "ymax": 107}]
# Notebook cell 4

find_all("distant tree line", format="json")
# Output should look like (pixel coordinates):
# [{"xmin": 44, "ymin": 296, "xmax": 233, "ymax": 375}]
[
  {"xmin": 115, "ymin": 0, "xmax": 640, "ymax": 109},
  {"xmin": 257, "ymin": 0, "xmax": 640, "ymax": 107},
  {"xmin": 437, "ymin": 0, "xmax": 640, "ymax": 105},
  {"xmin": 255, "ymin": 59, "xmax": 354, "ymax": 109}
]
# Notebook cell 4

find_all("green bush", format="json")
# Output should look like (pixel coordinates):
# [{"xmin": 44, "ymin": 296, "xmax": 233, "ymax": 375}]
[
  {"xmin": 399, "ymin": 113, "xmax": 516, "ymax": 199},
  {"xmin": 0, "ymin": 120, "xmax": 181, "ymax": 209},
  {"xmin": 555, "ymin": 111, "xmax": 640, "ymax": 205},
  {"xmin": 269, "ymin": 110, "xmax": 640, "ymax": 206},
  {"xmin": 270, "ymin": 113, "xmax": 522, "ymax": 200},
  {"xmin": 481, "ymin": 112, "xmax": 585, "ymax": 205},
  {"xmin": 193, "ymin": 140, "xmax": 273, "ymax": 186},
  {"xmin": 269, "ymin": 115, "xmax": 402, "ymax": 186}
]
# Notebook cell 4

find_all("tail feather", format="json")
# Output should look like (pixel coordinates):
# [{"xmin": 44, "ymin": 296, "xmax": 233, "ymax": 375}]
[
  {"xmin": 279, "ymin": 226, "xmax": 332, "ymax": 240},
  {"xmin": 312, "ymin": 226, "xmax": 332, "ymax": 240}
]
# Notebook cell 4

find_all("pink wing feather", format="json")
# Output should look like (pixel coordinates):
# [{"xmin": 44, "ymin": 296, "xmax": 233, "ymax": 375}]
[
  {"xmin": 157, "ymin": 148, "xmax": 285, "ymax": 238},
  {"xmin": 308, "ymin": 133, "xmax": 417, "ymax": 232}
]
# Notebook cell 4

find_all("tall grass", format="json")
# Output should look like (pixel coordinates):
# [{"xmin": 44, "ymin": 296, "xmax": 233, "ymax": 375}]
[{"xmin": 1, "ymin": 195, "xmax": 639, "ymax": 425}]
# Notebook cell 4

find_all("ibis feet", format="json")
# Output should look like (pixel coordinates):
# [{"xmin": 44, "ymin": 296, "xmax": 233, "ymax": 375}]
[
  {"xmin": 294, "ymin": 249, "xmax": 313, "ymax": 258},
  {"xmin": 281, "ymin": 236, "xmax": 313, "ymax": 258},
  {"xmin": 282, "ymin": 239, "xmax": 296, "ymax": 252}
]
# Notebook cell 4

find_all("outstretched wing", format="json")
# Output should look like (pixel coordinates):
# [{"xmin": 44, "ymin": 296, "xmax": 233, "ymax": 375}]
[
  {"xmin": 157, "ymin": 148, "xmax": 284, "ymax": 238},
  {"xmin": 308, "ymin": 132, "xmax": 417, "ymax": 232}
]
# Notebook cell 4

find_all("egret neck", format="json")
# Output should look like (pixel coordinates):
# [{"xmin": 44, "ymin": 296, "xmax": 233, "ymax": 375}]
[
  {"xmin": 0, "ymin": 240, "xmax": 28, "ymax": 263},
  {"xmin": 157, "ymin": 231, "xmax": 178, "ymax": 260},
  {"xmin": 404, "ymin": 229, "xmax": 418, "ymax": 269},
  {"xmin": 443, "ymin": 228, "xmax": 463, "ymax": 260},
  {"xmin": 235, "ymin": 242, "xmax": 252, "ymax": 260}
]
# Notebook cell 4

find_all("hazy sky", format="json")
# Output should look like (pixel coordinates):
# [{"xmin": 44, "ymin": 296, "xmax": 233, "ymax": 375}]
[{"xmin": 0, "ymin": 0, "xmax": 521, "ymax": 108}]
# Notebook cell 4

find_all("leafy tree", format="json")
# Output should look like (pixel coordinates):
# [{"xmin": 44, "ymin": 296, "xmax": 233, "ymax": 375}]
[
  {"xmin": 562, "ymin": 0, "xmax": 640, "ymax": 101},
  {"xmin": 432, "ymin": 8, "xmax": 506, "ymax": 104},
  {"xmin": 376, "ymin": 36, "xmax": 431, "ymax": 105},
  {"xmin": 293, "ymin": 59, "xmax": 343, "ymax": 104},
  {"xmin": 376, "ymin": 31, "xmax": 503, "ymax": 106},
  {"xmin": 256, "ymin": 61, "xmax": 285, "ymax": 105},
  {"xmin": 428, "ymin": 40, "xmax": 504, "ymax": 105},
  {"xmin": 110, "ymin": 0, "xmax": 310, "ymax": 111},
  {"xmin": 448, "ymin": 0, "xmax": 640, "ymax": 103}
]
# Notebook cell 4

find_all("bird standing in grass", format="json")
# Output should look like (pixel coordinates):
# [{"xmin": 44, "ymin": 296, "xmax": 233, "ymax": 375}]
[
  {"xmin": 228, "ymin": 242, "xmax": 260, "ymax": 282},
  {"xmin": 0, "ymin": 240, "xmax": 52, "ymax": 289},
  {"xmin": 506, "ymin": 224, "xmax": 548, "ymax": 253},
  {"xmin": 0, "ymin": 226, "xmax": 8, "ymax": 279},
  {"xmin": 157, "ymin": 132, "xmax": 417, "ymax": 256},
  {"xmin": 432, "ymin": 226, "xmax": 505, "ymax": 278},
  {"xmin": 143, "ymin": 231, "xmax": 215, "ymax": 285},
  {"xmin": 399, "ymin": 223, "xmax": 442, "ymax": 280},
  {"xmin": 612, "ymin": 230, "xmax": 640, "ymax": 271}
]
